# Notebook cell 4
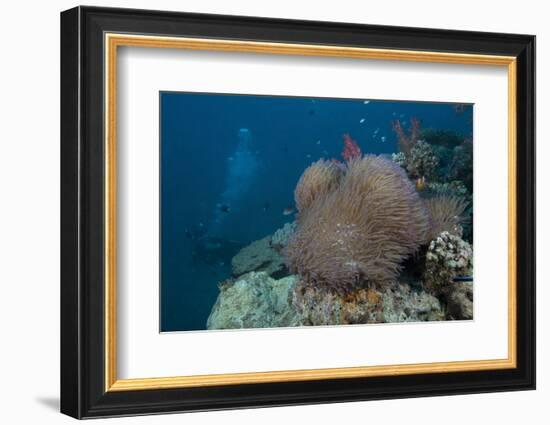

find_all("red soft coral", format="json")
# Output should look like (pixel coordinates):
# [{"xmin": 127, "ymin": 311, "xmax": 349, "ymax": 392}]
[
  {"xmin": 392, "ymin": 117, "xmax": 421, "ymax": 155},
  {"xmin": 341, "ymin": 133, "xmax": 362, "ymax": 162}
]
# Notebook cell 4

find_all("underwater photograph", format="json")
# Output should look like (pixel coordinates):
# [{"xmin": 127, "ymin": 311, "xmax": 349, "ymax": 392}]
[{"xmin": 160, "ymin": 92, "xmax": 474, "ymax": 332}]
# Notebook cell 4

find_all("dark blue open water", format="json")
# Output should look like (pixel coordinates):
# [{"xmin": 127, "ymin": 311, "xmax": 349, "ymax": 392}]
[{"xmin": 160, "ymin": 92, "xmax": 473, "ymax": 332}]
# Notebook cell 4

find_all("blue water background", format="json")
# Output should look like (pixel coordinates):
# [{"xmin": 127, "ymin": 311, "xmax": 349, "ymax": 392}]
[{"xmin": 160, "ymin": 92, "xmax": 473, "ymax": 332}]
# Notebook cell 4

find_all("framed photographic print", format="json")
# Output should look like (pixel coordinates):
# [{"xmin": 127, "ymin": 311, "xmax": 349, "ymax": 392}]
[{"xmin": 60, "ymin": 6, "xmax": 535, "ymax": 419}]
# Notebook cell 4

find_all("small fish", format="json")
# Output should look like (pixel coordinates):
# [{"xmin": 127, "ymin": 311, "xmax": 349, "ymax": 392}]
[
  {"xmin": 380, "ymin": 136, "xmax": 386, "ymax": 143},
  {"xmin": 453, "ymin": 275, "xmax": 473, "ymax": 282},
  {"xmin": 219, "ymin": 204, "xmax": 231, "ymax": 213},
  {"xmin": 308, "ymin": 109, "xmax": 316, "ymax": 116},
  {"xmin": 399, "ymin": 113, "xmax": 405, "ymax": 118},
  {"xmin": 306, "ymin": 154, "xmax": 311, "ymax": 158},
  {"xmin": 283, "ymin": 206, "xmax": 295, "ymax": 216},
  {"xmin": 359, "ymin": 118, "xmax": 366, "ymax": 124},
  {"xmin": 392, "ymin": 112, "xmax": 397, "ymax": 116},
  {"xmin": 219, "ymin": 261, "xmax": 225, "ymax": 267},
  {"xmin": 415, "ymin": 176, "xmax": 426, "ymax": 191},
  {"xmin": 374, "ymin": 128, "xmax": 379, "ymax": 134},
  {"xmin": 322, "ymin": 150, "xmax": 329, "ymax": 155},
  {"xmin": 227, "ymin": 156, "xmax": 234, "ymax": 161},
  {"xmin": 316, "ymin": 140, "xmax": 321, "ymax": 145},
  {"xmin": 262, "ymin": 202, "xmax": 270, "ymax": 212},
  {"xmin": 363, "ymin": 100, "xmax": 370, "ymax": 104}
]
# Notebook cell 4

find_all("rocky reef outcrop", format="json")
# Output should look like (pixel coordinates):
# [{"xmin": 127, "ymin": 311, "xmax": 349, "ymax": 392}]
[
  {"xmin": 207, "ymin": 270, "xmax": 444, "ymax": 329},
  {"xmin": 207, "ymin": 221, "xmax": 475, "ymax": 329},
  {"xmin": 292, "ymin": 280, "xmax": 444, "ymax": 326},
  {"xmin": 271, "ymin": 221, "xmax": 297, "ymax": 252},
  {"xmin": 424, "ymin": 231, "xmax": 474, "ymax": 319},
  {"xmin": 207, "ymin": 272, "xmax": 300, "ymax": 329},
  {"xmin": 229, "ymin": 221, "xmax": 297, "ymax": 279},
  {"xmin": 231, "ymin": 236, "xmax": 287, "ymax": 279}
]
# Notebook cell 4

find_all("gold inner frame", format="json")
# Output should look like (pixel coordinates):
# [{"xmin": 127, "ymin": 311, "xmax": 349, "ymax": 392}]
[{"xmin": 104, "ymin": 33, "xmax": 518, "ymax": 392}]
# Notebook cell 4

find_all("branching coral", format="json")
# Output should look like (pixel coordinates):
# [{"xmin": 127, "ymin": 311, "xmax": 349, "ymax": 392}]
[
  {"xmin": 285, "ymin": 155, "xmax": 430, "ymax": 293},
  {"xmin": 294, "ymin": 159, "xmax": 343, "ymax": 213},
  {"xmin": 424, "ymin": 195, "xmax": 469, "ymax": 241}
]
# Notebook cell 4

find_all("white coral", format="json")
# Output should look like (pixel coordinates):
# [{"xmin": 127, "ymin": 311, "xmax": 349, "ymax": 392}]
[{"xmin": 424, "ymin": 231, "xmax": 473, "ymax": 290}]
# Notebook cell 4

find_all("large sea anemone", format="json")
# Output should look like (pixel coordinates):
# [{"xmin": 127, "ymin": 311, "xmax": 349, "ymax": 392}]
[
  {"xmin": 285, "ymin": 155, "xmax": 430, "ymax": 293},
  {"xmin": 294, "ymin": 159, "xmax": 343, "ymax": 213}
]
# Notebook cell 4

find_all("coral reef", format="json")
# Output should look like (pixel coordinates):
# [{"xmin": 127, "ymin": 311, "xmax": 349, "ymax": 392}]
[
  {"xmin": 391, "ymin": 138, "xmax": 439, "ymax": 181},
  {"xmin": 424, "ymin": 180, "xmax": 470, "ymax": 199},
  {"xmin": 292, "ymin": 280, "xmax": 444, "ymax": 326},
  {"xmin": 380, "ymin": 282, "xmax": 446, "ymax": 323},
  {"xmin": 231, "ymin": 235, "xmax": 287, "ymax": 278},
  {"xmin": 209, "ymin": 224, "xmax": 473, "ymax": 327},
  {"xmin": 424, "ymin": 195, "xmax": 469, "ymax": 240},
  {"xmin": 424, "ymin": 232, "xmax": 473, "ymax": 288},
  {"xmin": 444, "ymin": 281, "xmax": 473, "ymax": 320},
  {"xmin": 294, "ymin": 159, "xmax": 343, "ymax": 213},
  {"xmin": 423, "ymin": 231, "xmax": 473, "ymax": 290},
  {"xmin": 391, "ymin": 151, "xmax": 407, "ymax": 169},
  {"xmin": 423, "ymin": 231, "xmax": 473, "ymax": 320},
  {"xmin": 391, "ymin": 120, "xmax": 473, "ymax": 198},
  {"xmin": 206, "ymin": 271, "xmax": 445, "ymax": 329},
  {"xmin": 420, "ymin": 128, "xmax": 465, "ymax": 149},
  {"xmin": 406, "ymin": 140, "xmax": 440, "ymax": 180},
  {"xmin": 285, "ymin": 155, "xmax": 430, "ymax": 293},
  {"xmin": 207, "ymin": 272, "xmax": 300, "ymax": 329},
  {"xmin": 207, "ymin": 119, "xmax": 476, "ymax": 328},
  {"xmin": 271, "ymin": 221, "xmax": 297, "ymax": 252},
  {"xmin": 449, "ymin": 139, "xmax": 473, "ymax": 192},
  {"xmin": 391, "ymin": 119, "xmax": 440, "ymax": 181}
]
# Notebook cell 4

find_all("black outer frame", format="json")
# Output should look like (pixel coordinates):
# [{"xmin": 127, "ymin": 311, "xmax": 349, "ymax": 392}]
[{"xmin": 60, "ymin": 5, "xmax": 536, "ymax": 419}]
